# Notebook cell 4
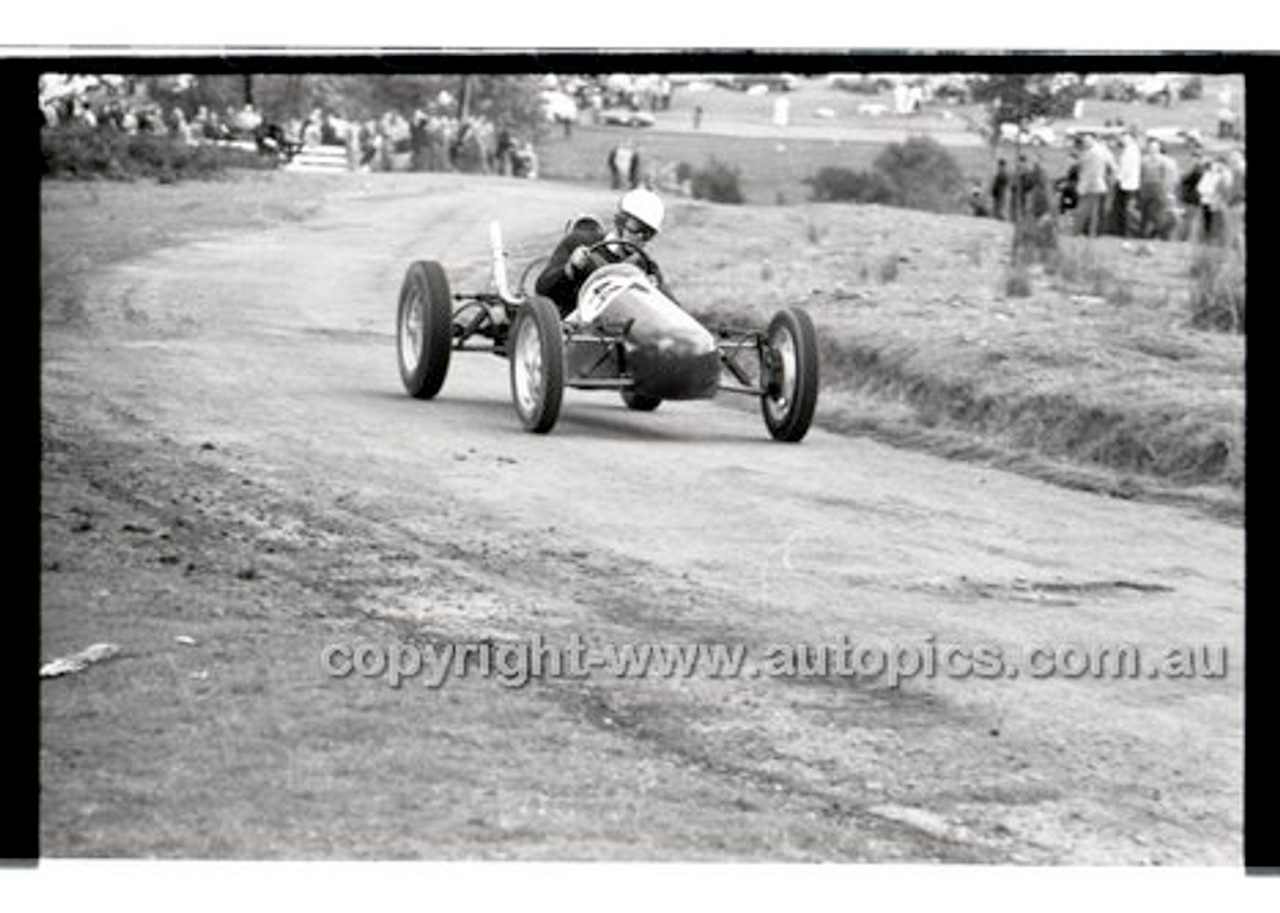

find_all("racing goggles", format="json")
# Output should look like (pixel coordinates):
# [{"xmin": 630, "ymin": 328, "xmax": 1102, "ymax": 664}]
[{"xmin": 617, "ymin": 215, "xmax": 656, "ymax": 240}]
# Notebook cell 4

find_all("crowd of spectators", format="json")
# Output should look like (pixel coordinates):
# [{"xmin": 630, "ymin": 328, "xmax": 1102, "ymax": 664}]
[
  {"xmin": 40, "ymin": 92, "xmax": 541, "ymax": 178},
  {"xmin": 983, "ymin": 127, "xmax": 1245, "ymax": 246}
]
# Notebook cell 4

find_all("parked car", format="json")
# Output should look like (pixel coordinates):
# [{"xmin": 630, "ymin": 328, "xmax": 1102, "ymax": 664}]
[{"xmin": 600, "ymin": 108, "xmax": 655, "ymax": 128}]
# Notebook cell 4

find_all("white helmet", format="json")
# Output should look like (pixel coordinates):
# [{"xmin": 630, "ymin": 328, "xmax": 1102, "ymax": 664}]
[{"xmin": 618, "ymin": 188, "xmax": 665, "ymax": 235}]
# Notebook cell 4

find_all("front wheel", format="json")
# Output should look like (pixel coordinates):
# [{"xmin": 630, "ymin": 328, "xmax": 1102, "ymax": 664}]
[
  {"xmin": 761, "ymin": 307, "xmax": 819, "ymax": 442},
  {"xmin": 397, "ymin": 261, "xmax": 453, "ymax": 399},
  {"xmin": 509, "ymin": 297, "xmax": 566, "ymax": 433}
]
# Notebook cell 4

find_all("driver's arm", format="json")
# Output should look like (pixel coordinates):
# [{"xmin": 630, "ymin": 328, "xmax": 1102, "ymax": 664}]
[{"xmin": 535, "ymin": 224, "xmax": 603, "ymax": 314}]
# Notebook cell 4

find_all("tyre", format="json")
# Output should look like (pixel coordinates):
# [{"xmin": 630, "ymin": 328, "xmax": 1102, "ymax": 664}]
[
  {"xmin": 621, "ymin": 390, "xmax": 662, "ymax": 412},
  {"xmin": 397, "ymin": 261, "xmax": 453, "ymax": 399},
  {"xmin": 509, "ymin": 296, "xmax": 566, "ymax": 433},
  {"xmin": 761, "ymin": 307, "xmax": 819, "ymax": 442}
]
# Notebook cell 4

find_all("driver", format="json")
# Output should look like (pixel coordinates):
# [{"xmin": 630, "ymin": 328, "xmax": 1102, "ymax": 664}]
[{"xmin": 535, "ymin": 187, "xmax": 669, "ymax": 318}]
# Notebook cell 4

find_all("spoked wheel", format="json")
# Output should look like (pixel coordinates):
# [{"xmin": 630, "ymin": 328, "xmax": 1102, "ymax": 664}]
[
  {"xmin": 509, "ymin": 296, "xmax": 566, "ymax": 433},
  {"xmin": 761, "ymin": 307, "xmax": 819, "ymax": 442},
  {"xmin": 621, "ymin": 390, "xmax": 662, "ymax": 412},
  {"xmin": 397, "ymin": 261, "xmax": 453, "ymax": 399}
]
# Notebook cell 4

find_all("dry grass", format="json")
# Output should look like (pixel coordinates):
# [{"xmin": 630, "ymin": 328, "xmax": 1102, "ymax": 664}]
[{"xmin": 662, "ymin": 200, "xmax": 1243, "ymax": 514}]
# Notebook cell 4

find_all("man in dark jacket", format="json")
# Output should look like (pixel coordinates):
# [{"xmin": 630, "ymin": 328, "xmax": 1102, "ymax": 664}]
[{"xmin": 535, "ymin": 188, "xmax": 668, "ymax": 318}]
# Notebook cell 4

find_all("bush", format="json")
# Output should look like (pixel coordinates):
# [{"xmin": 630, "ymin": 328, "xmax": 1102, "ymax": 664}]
[
  {"xmin": 805, "ymin": 136, "xmax": 966, "ymax": 213},
  {"xmin": 1180, "ymin": 75, "xmax": 1204, "ymax": 101},
  {"xmin": 690, "ymin": 157, "xmax": 744, "ymax": 204},
  {"xmin": 42, "ymin": 126, "xmax": 272, "ymax": 181},
  {"xmin": 872, "ymin": 135, "xmax": 967, "ymax": 213},
  {"xmin": 805, "ymin": 166, "xmax": 895, "ymax": 204}
]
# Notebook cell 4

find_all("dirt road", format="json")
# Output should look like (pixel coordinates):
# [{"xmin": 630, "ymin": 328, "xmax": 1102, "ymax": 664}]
[{"xmin": 40, "ymin": 173, "xmax": 1242, "ymax": 862}]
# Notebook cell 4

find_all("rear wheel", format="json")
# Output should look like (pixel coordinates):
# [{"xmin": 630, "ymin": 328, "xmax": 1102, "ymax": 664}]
[
  {"xmin": 761, "ymin": 307, "xmax": 819, "ymax": 442},
  {"xmin": 509, "ymin": 297, "xmax": 566, "ymax": 433},
  {"xmin": 621, "ymin": 390, "xmax": 662, "ymax": 412},
  {"xmin": 397, "ymin": 261, "xmax": 453, "ymax": 399}
]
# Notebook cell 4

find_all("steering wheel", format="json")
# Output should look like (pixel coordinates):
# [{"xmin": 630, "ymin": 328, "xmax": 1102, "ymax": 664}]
[{"xmin": 585, "ymin": 238, "xmax": 658, "ymax": 279}]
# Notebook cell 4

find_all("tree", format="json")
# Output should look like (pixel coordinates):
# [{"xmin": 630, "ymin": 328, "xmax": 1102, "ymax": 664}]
[{"xmin": 969, "ymin": 73, "xmax": 1086, "ymax": 140}]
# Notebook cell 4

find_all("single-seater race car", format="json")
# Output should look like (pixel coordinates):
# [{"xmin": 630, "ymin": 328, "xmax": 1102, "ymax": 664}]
[{"xmin": 395, "ymin": 219, "xmax": 819, "ymax": 442}]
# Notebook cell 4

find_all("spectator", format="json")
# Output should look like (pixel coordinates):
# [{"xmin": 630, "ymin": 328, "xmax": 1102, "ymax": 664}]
[
  {"xmin": 1013, "ymin": 155, "xmax": 1051, "ymax": 221},
  {"xmin": 628, "ymin": 145, "xmax": 644, "ymax": 189},
  {"xmin": 1111, "ymin": 127, "xmax": 1142, "ymax": 236},
  {"xmin": 168, "ymin": 107, "xmax": 192, "ymax": 145},
  {"xmin": 511, "ymin": 140, "xmax": 539, "ymax": 179},
  {"xmin": 494, "ymin": 126, "xmax": 514, "ymax": 175},
  {"xmin": 1197, "ymin": 157, "xmax": 1234, "ymax": 244},
  {"xmin": 1138, "ymin": 139, "xmax": 1170, "ymax": 239},
  {"xmin": 990, "ymin": 158, "xmax": 1010, "ymax": 220},
  {"xmin": 1075, "ymin": 134, "xmax": 1116, "ymax": 237},
  {"xmin": 608, "ymin": 140, "xmax": 635, "ymax": 190},
  {"xmin": 1054, "ymin": 150, "xmax": 1080, "ymax": 214},
  {"xmin": 1179, "ymin": 147, "xmax": 1208, "ymax": 241},
  {"xmin": 968, "ymin": 181, "xmax": 991, "ymax": 217},
  {"xmin": 358, "ymin": 120, "xmax": 380, "ymax": 171}
]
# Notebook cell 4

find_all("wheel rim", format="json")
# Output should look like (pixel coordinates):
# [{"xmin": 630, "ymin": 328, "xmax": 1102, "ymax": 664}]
[
  {"xmin": 513, "ymin": 315, "xmax": 544, "ymax": 417},
  {"xmin": 399, "ymin": 287, "xmax": 424, "ymax": 374},
  {"xmin": 764, "ymin": 325, "xmax": 798, "ymax": 424}
]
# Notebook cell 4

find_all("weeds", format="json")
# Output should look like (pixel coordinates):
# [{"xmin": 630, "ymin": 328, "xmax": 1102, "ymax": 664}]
[
  {"xmin": 1189, "ymin": 244, "xmax": 1246, "ymax": 333},
  {"xmin": 1013, "ymin": 214, "xmax": 1060, "ymax": 266},
  {"xmin": 1004, "ymin": 265, "xmax": 1033, "ymax": 297},
  {"xmin": 1048, "ymin": 238, "xmax": 1117, "ymax": 297}
]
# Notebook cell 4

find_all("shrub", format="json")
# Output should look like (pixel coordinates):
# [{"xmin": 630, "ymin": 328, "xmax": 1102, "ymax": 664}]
[
  {"xmin": 1180, "ymin": 75, "xmax": 1204, "ymax": 101},
  {"xmin": 805, "ymin": 166, "xmax": 895, "ymax": 204},
  {"xmin": 690, "ymin": 157, "xmax": 744, "ymax": 204},
  {"xmin": 872, "ymin": 135, "xmax": 967, "ymax": 213},
  {"xmin": 805, "ymin": 136, "xmax": 967, "ymax": 213},
  {"xmin": 42, "ymin": 126, "xmax": 271, "ymax": 181}
]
